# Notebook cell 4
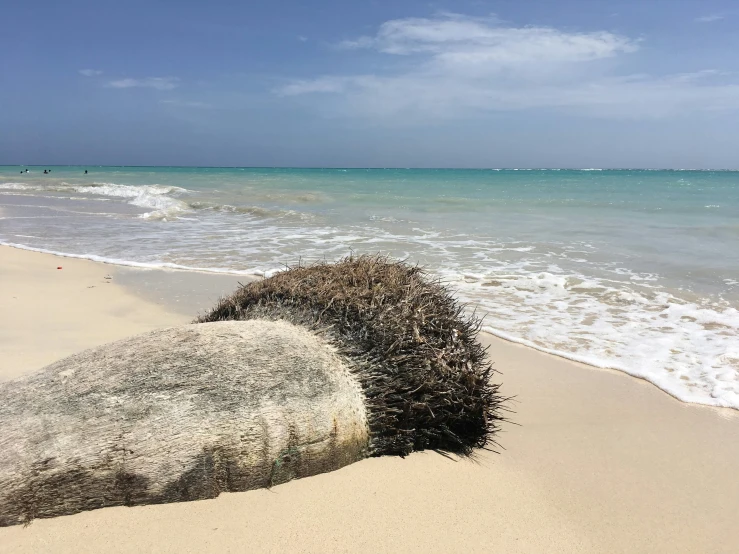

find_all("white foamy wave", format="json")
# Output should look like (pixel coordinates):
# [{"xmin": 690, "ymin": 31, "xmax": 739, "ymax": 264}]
[
  {"xmin": 128, "ymin": 195, "xmax": 188, "ymax": 219},
  {"xmin": 0, "ymin": 242, "xmax": 259, "ymax": 275},
  {"xmin": 66, "ymin": 182, "xmax": 186, "ymax": 197},
  {"xmin": 0, "ymin": 181, "xmax": 191, "ymax": 220},
  {"xmin": 442, "ymin": 269, "xmax": 739, "ymax": 409},
  {"xmin": 369, "ymin": 214, "xmax": 405, "ymax": 223},
  {"xmin": 0, "ymin": 182, "xmax": 32, "ymax": 189},
  {"xmin": 68, "ymin": 183, "xmax": 190, "ymax": 218},
  {"xmin": 187, "ymin": 202, "xmax": 315, "ymax": 221}
]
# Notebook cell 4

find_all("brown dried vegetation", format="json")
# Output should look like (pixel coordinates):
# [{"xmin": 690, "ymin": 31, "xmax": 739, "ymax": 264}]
[{"xmin": 197, "ymin": 254, "xmax": 506, "ymax": 457}]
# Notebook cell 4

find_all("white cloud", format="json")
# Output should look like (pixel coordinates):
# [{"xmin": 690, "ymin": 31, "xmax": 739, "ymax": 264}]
[
  {"xmin": 106, "ymin": 77, "xmax": 180, "ymax": 90},
  {"xmin": 79, "ymin": 69, "xmax": 103, "ymax": 77},
  {"xmin": 695, "ymin": 14, "xmax": 724, "ymax": 23},
  {"xmin": 159, "ymin": 99, "xmax": 213, "ymax": 109},
  {"xmin": 297, "ymin": 35, "xmax": 308, "ymax": 42},
  {"xmin": 340, "ymin": 13, "xmax": 638, "ymax": 64},
  {"xmin": 277, "ymin": 13, "xmax": 739, "ymax": 120},
  {"xmin": 280, "ymin": 72, "xmax": 739, "ymax": 119},
  {"xmin": 279, "ymin": 76, "xmax": 354, "ymax": 96}
]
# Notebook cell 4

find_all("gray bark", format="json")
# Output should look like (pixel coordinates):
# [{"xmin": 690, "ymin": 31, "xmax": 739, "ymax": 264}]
[{"xmin": 0, "ymin": 320, "xmax": 369, "ymax": 526}]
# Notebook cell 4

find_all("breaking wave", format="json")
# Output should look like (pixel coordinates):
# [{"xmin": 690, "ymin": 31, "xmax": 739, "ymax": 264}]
[{"xmin": 0, "ymin": 182, "xmax": 315, "ymax": 221}]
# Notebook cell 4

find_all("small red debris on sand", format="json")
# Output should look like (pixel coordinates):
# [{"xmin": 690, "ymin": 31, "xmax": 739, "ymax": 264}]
[{"xmin": 57, "ymin": 267, "xmax": 63, "ymax": 270}]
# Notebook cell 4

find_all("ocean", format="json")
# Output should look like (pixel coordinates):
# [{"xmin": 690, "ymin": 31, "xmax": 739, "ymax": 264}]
[{"xmin": 1, "ymin": 166, "xmax": 738, "ymax": 409}]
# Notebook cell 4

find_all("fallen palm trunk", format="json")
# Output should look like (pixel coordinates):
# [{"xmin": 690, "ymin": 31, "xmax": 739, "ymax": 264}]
[
  {"xmin": 0, "ymin": 320, "xmax": 369, "ymax": 527},
  {"xmin": 1, "ymin": 255, "xmax": 505, "ymax": 527}
]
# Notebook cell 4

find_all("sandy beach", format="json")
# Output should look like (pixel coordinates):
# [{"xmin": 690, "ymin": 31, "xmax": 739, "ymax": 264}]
[{"xmin": 1, "ymin": 245, "xmax": 738, "ymax": 553}]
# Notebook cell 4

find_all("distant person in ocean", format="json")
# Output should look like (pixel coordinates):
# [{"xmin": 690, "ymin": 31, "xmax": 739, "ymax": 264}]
[
  {"xmin": 43, "ymin": 170, "xmax": 48, "ymax": 174},
  {"xmin": 84, "ymin": 170, "xmax": 88, "ymax": 174}
]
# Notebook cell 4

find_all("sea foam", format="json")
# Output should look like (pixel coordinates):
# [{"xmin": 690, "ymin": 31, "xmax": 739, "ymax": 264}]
[
  {"xmin": 447, "ymin": 269, "xmax": 739, "ymax": 408},
  {"xmin": 2, "ymin": 167, "xmax": 738, "ymax": 411},
  {"xmin": 0, "ymin": 181, "xmax": 191, "ymax": 220}
]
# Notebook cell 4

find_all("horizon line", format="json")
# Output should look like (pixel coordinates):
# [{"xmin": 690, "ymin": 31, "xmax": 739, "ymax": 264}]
[{"xmin": 2, "ymin": 165, "xmax": 738, "ymax": 171}]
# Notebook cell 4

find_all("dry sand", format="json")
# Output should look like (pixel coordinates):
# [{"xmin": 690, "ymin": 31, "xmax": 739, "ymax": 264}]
[
  {"xmin": 0, "ymin": 247, "xmax": 183, "ymax": 380},
  {"xmin": 1, "ymin": 245, "xmax": 738, "ymax": 553}
]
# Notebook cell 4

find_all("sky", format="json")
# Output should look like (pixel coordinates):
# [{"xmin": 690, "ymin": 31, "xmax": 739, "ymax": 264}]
[{"xmin": 2, "ymin": 0, "xmax": 739, "ymax": 168}]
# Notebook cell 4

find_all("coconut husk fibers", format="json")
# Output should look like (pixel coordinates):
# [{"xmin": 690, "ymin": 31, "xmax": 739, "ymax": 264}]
[
  {"xmin": 0, "ymin": 320, "xmax": 369, "ymax": 527},
  {"xmin": 197, "ymin": 255, "xmax": 505, "ymax": 458}
]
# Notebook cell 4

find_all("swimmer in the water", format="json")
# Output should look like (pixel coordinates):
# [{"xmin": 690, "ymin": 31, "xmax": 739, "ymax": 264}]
[{"xmin": 84, "ymin": 170, "xmax": 88, "ymax": 174}]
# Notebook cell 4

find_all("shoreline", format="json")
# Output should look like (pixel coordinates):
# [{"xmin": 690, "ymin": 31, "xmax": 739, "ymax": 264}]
[
  {"xmin": 2, "ymin": 245, "xmax": 739, "ymax": 552},
  {"xmin": 3, "ymin": 242, "xmax": 736, "ymax": 414}
]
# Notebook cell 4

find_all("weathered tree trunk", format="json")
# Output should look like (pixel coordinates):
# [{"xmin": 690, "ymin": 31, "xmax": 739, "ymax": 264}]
[{"xmin": 0, "ymin": 320, "xmax": 369, "ymax": 527}]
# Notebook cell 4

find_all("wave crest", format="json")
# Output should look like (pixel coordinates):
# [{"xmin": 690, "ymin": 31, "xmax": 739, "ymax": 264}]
[{"xmin": 0, "ymin": 181, "xmax": 190, "ymax": 220}]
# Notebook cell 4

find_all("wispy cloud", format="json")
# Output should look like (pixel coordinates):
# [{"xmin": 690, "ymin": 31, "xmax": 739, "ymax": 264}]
[
  {"xmin": 297, "ymin": 35, "xmax": 308, "ymax": 42},
  {"xmin": 159, "ymin": 99, "xmax": 212, "ymax": 109},
  {"xmin": 695, "ymin": 14, "xmax": 724, "ymax": 23},
  {"xmin": 276, "ymin": 13, "xmax": 739, "ymax": 120},
  {"xmin": 79, "ymin": 69, "xmax": 103, "ymax": 77},
  {"xmin": 338, "ymin": 13, "xmax": 638, "ymax": 64},
  {"xmin": 280, "ymin": 77, "xmax": 352, "ymax": 96},
  {"xmin": 106, "ymin": 77, "xmax": 180, "ymax": 90}
]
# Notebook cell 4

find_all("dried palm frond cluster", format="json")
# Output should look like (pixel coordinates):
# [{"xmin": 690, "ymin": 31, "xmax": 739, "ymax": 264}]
[{"xmin": 197, "ymin": 254, "xmax": 506, "ymax": 457}]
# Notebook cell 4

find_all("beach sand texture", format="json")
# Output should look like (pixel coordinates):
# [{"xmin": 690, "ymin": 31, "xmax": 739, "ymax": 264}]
[{"xmin": 1, "ymin": 246, "xmax": 738, "ymax": 553}]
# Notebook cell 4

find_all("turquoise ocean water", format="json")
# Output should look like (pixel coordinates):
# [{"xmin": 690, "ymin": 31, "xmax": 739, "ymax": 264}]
[{"xmin": 1, "ymin": 166, "xmax": 738, "ymax": 408}]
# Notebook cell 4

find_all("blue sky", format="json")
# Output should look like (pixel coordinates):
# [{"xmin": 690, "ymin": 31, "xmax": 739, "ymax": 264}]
[{"xmin": 2, "ymin": 0, "xmax": 739, "ymax": 168}]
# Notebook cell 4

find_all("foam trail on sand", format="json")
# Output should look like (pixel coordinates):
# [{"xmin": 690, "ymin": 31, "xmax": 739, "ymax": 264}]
[
  {"xmin": 0, "ymin": 242, "xmax": 262, "ymax": 275},
  {"xmin": 444, "ymin": 266, "xmax": 739, "ymax": 408}
]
